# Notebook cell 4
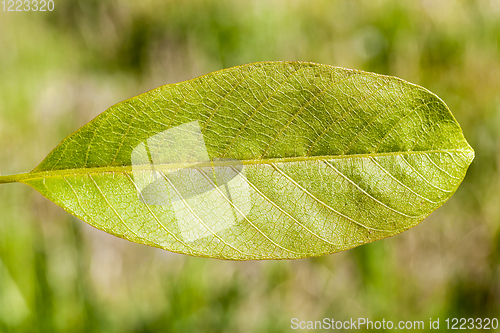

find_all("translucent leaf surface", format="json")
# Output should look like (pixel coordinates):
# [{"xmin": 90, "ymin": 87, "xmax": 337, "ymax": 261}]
[{"xmin": 0, "ymin": 62, "xmax": 474, "ymax": 260}]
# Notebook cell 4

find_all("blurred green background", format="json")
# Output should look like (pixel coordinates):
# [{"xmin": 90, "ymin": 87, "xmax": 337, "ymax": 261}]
[{"xmin": 0, "ymin": 0, "xmax": 499, "ymax": 332}]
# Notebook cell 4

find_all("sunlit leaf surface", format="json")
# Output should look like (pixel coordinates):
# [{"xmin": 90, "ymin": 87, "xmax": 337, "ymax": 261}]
[{"xmin": 0, "ymin": 62, "xmax": 474, "ymax": 259}]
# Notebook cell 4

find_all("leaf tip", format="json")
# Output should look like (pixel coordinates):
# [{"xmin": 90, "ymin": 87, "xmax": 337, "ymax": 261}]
[
  {"xmin": 459, "ymin": 141, "xmax": 475, "ymax": 168},
  {"xmin": 467, "ymin": 147, "xmax": 475, "ymax": 165}
]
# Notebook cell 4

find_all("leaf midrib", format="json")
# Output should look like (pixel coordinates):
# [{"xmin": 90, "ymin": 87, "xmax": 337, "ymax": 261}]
[{"xmin": 0, "ymin": 148, "xmax": 472, "ymax": 184}]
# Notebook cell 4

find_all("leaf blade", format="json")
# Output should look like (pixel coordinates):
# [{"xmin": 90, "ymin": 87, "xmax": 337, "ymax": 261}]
[{"xmin": 18, "ymin": 61, "xmax": 473, "ymax": 260}]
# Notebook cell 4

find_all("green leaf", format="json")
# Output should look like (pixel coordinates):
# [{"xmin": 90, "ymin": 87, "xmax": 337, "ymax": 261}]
[{"xmin": 0, "ymin": 61, "xmax": 474, "ymax": 260}]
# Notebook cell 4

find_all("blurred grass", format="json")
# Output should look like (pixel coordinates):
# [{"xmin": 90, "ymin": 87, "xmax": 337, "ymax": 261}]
[{"xmin": 0, "ymin": 0, "xmax": 499, "ymax": 332}]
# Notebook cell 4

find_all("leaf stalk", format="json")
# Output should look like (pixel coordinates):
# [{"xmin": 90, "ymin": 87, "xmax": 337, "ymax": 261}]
[{"xmin": 0, "ymin": 173, "xmax": 30, "ymax": 184}]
